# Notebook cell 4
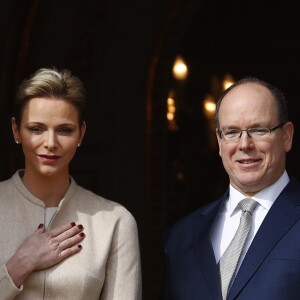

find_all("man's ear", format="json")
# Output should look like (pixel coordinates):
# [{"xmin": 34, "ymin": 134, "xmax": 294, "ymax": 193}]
[
  {"xmin": 216, "ymin": 129, "xmax": 222, "ymax": 157},
  {"xmin": 282, "ymin": 121, "xmax": 294, "ymax": 153}
]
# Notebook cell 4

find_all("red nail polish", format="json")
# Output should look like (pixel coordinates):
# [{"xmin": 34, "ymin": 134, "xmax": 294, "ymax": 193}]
[
  {"xmin": 78, "ymin": 245, "xmax": 82, "ymax": 249},
  {"xmin": 38, "ymin": 223, "xmax": 44, "ymax": 229},
  {"xmin": 78, "ymin": 224, "xmax": 83, "ymax": 230},
  {"xmin": 79, "ymin": 232, "xmax": 85, "ymax": 237},
  {"xmin": 71, "ymin": 222, "xmax": 76, "ymax": 227}
]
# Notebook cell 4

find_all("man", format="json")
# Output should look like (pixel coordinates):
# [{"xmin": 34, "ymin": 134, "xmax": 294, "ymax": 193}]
[{"xmin": 163, "ymin": 77, "xmax": 300, "ymax": 300}]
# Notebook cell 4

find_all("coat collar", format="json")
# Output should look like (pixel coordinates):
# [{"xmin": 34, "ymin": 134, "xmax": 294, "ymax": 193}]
[
  {"xmin": 192, "ymin": 192, "xmax": 228, "ymax": 300},
  {"xmin": 12, "ymin": 169, "xmax": 78, "ymax": 208}
]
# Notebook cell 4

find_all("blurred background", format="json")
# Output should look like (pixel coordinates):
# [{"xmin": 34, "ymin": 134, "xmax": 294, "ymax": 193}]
[{"xmin": 1, "ymin": 0, "xmax": 300, "ymax": 299}]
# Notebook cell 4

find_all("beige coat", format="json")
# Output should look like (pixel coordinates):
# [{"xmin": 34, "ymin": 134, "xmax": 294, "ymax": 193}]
[{"xmin": 0, "ymin": 171, "xmax": 142, "ymax": 299}]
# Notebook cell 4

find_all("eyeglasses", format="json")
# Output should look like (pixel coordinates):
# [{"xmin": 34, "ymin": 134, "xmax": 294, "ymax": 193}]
[{"xmin": 217, "ymin": 122, "xmax": 285, "ymax": 143}]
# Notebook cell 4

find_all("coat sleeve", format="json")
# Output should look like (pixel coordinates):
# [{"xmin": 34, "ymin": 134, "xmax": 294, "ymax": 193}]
[
  {"xmin": 99, "ymin": 212, "xmax": 142, "ymax": 300},
  {"xmin": 0, "ymin": 264, "xmax": 22, "ymax": 299}
]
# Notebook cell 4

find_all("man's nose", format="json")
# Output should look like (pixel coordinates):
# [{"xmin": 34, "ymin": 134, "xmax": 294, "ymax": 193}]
[{"xmin": 238, "ymin": 131, "xmax": 254, "ymax": 150}]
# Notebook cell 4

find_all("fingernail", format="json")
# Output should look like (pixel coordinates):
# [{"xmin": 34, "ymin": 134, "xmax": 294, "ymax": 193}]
[
  {"xmin": 78, "ymin": 245, "xmax": 82, "ymax": 249},
  {"xmin": 79, "ymin": 232, "xmax": 85, "ymax": 237},
  {"xmin": 71, "ymin": 222, "xmax": 76, "ymax": 227},
  {"xmin": 78, "ymin": 224, "xmax": 83, "ymax": 230},
  {"xmin": 38, "ymin": 223, "xmax": 44, "ymax": 229}
]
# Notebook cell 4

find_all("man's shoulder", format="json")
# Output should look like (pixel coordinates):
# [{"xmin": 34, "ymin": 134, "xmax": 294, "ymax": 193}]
[
  {"xmin": 288, "ymin": 176, "xmax": 300, "ymax": 188},
  {"xmin": 164, "ymin": 196, "xmax": 224, "ymax": 245},
  {"xmin": 283, "ymin": 176, "xmax": 300, "ymax": 195},
  {"xmin": 174, "ymin": 195, "xmax": 226, "ymax": 226},
  {"xmin": 281, "ymin": 176, "xmax": 300, "ymax": 203}
]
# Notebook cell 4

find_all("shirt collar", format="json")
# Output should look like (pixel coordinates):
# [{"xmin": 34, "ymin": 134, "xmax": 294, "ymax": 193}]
[{"xmin": 228, "ymin": 170, "xmax": 290, "ymax": 216}]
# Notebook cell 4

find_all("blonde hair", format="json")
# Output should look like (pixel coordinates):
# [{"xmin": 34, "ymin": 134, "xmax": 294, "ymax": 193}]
[{"xmin": 14, "ymin": 67, "xmax": 86, "ymax": 126}]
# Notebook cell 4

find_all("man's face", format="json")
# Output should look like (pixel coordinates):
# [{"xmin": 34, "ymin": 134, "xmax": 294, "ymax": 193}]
[{"xmin": 216, "ymin": 83, "xmax": 294, "ymax": 196}]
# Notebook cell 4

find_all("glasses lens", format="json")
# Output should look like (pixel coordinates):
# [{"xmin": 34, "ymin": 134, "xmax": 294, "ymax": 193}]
[
  {"xmin": 248, "ymin": 128, "xmax": 270, "ymax": 137},
  {"xmin": 221, "ymin": 127, "xmax": 272, "ymax": 143},
  {"xmin": 222, "ymin": 129, "xmax": 240, "ymax": 141}
]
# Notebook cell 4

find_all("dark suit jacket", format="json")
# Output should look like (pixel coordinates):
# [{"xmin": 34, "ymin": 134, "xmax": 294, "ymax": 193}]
[{"xmin": 163, "ymin": 178, "xmax": 300, "ymax": 300}]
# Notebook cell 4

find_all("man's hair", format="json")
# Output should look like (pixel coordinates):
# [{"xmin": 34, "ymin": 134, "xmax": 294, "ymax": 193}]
[
  {"xmin": 14, "ymin": 67, "xmax": 86, "ymax": 126},
  {"xmin": 214, "ymin": 77, "xmax": 288, "ymax": 128}
]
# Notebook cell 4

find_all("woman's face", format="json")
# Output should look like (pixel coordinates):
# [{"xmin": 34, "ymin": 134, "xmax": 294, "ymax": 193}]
[{"xmin": 12, "ymin": 97, "xmax": 86, "ymax": 179}]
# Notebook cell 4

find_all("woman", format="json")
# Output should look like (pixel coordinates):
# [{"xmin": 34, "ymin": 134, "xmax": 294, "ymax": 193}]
[{"xmin": 0, "ymin": 68, "xmax": 142, "ymax": 299}]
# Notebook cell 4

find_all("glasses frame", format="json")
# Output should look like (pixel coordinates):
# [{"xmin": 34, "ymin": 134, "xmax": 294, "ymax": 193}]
[{"xmin": 217, "ymin": 122, "xmax": 286, "ymax": 142}]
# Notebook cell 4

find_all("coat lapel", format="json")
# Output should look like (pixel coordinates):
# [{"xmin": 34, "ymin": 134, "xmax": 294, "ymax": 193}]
[
  {"xmin": 193, "ymin": 193, "xmax": 228, "ymax": 300},
  {"xmin": 228, "ymin": 179, "xmax": 300, "ymax": 299}
]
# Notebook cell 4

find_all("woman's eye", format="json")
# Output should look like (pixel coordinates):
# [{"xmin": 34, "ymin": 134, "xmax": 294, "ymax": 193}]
[
  {"xmin": 58, "ymin": 128, "xmax": 73, "ymax": 135},
  {"xmin": 29, "ymin": 127, "xmax": 43, "ymax": 134}
]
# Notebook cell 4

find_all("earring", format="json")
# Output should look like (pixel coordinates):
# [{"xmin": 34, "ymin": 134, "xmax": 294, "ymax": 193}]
[
  {"xmin": 15, "ymin": 140, "xmax": 20, "ymax": 144},
  {"xmin": 77, "ymin": 144, "xmax": 80, "ymax": 147}
]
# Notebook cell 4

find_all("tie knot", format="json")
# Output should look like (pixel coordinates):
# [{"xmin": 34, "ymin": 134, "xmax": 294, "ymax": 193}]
[{"xmin": 239, "ymin": 198, "xmax": 258, "ymax": 214}]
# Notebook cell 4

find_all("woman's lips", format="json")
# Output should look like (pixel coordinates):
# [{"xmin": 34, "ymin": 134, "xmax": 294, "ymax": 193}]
[{"xmin": 38, "ymin": 154, "xmax": 61, "ymax": 163}]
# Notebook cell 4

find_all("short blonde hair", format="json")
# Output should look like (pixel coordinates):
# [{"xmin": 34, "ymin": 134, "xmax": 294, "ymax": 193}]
[{"xmin": 14, "ymin": 67, "xmax": 86, "ymax": 126}]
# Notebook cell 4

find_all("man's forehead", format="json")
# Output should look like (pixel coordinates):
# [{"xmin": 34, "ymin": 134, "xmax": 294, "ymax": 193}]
[
  {"xmin": 225, "ymin": 82, "xmax": 270, "ymax": 96},
  {"xmin": 221, "ymin": 82, "xmax": 274, "ymax": 107}
]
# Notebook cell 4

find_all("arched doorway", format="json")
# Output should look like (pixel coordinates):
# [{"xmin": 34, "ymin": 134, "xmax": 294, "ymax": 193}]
[{"xmin": 145, "ymin": 0, "xmax": 300, "ymax": 297}]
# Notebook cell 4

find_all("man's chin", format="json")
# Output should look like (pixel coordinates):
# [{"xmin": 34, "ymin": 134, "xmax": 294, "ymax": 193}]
[{"xmin": 232, "ymin": 178, "xmax": 264, "ymax": 195}]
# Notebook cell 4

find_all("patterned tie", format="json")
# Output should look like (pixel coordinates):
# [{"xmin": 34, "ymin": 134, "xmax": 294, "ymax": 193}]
[{"xmin": 219, "ymin": 198, "xmax": 258, "ymax": 300}]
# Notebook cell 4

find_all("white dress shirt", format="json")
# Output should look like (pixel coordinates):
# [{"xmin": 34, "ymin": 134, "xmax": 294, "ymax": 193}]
[{"xmin": 210, "ymin": 171, "xmax": 290, "ymax": 268}]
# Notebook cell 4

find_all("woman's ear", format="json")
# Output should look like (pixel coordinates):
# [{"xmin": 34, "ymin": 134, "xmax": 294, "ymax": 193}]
[
  {"xmin": 11, "ymin": 117, "xmax": 21, "ymax": 143},
  {"xmin": 78, "ymin": 121, "xmax": 86, "ymax": 145}
]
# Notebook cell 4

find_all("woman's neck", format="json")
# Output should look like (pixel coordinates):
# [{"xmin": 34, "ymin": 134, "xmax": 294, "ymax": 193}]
[{"xmin": 21, "ymin": 170, "xmax": 70, "ymax": 207}]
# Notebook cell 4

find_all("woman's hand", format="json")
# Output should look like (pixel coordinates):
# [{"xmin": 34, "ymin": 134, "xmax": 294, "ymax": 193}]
[{"xmin": 6, "ymin": 222, "xmax": 85, "ymax": 287}]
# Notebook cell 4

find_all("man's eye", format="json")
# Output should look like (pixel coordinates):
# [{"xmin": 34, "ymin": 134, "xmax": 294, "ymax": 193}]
[
  {"xmin": 250, "ymin": 128, "xmax": 269, "ymax": 136},
  {"xmin": 224, "ymin": 130, "xmax": 240, "ymax": 137}
]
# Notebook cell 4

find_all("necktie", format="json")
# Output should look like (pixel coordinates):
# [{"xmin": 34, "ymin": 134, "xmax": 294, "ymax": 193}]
[{"xmin": 219, "ymin": 198, "xmax": 258, "ymax": 300}]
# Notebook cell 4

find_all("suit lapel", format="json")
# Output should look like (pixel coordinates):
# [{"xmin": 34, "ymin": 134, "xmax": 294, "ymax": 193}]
[
  {"xmin": 228, "ymin": 179, "xmax": 300, "ymax": 299},
  {"xmin": 193, "ymin": 193, "xmax": 228, "ymax": 300}
]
